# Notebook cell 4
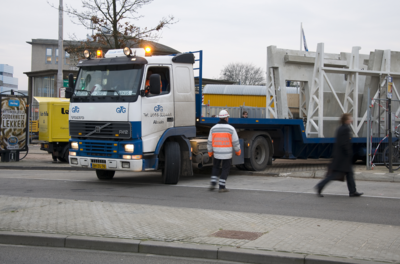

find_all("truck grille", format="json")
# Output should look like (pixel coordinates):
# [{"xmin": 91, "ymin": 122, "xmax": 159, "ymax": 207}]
[
  {"xmin": 78, "ymin": 142, "xmax": 117, "ymax": 158},
  {"xmin": 85, "ymin": 142, "xmax": 115, "ymax": 153},
  {"xmin": 70, "ymin": 121, "xmax": 131, "ymax": 139}
]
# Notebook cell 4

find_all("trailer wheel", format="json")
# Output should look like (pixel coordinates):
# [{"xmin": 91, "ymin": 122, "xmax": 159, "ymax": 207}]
[
  {"xmin": 162, "ymin": 141, "xmax": 181, "ymax": 184},
  {"xmin": 96, "ymin": 170, "xmax": 115, "ymax": 180},
  {"xmin": 244, "ymin": 136, "xmax": 269, "ymax": 171}
]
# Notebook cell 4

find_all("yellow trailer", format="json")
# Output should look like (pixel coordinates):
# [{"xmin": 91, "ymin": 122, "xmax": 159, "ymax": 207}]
[{"xmin": 34, "ymin": 97, "xmax": 70, "ymax": 162}]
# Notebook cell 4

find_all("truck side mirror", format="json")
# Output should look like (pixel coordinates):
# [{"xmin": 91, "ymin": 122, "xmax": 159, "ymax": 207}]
[
  {"xmin": 149, "ymin": 74, "xmax": 161, "ymax": 95},
  {"xmin": 65, "ymin": 73, "xmax": 75, "ymax": 98}
]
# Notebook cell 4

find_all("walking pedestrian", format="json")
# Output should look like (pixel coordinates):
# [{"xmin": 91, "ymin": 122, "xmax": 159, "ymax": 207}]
[
  {"xmin": 208, "ymin": 110, "xmax": 241, "ymax": 193},
  {"xmin": 315, "ymin": 113, "xmax": 363, "ymax": 197}
]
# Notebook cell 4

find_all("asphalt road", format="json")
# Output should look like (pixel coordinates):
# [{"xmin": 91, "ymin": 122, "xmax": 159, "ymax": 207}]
[
  {"xmin": 0, "ymin": 244, "xmax": 242, "ymax": 264},
  {"xmin": 1, "ymin": 170, "xmax": 400, "ymax": 226}
]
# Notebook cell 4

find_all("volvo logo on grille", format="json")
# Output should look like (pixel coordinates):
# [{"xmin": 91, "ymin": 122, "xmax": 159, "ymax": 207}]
[
  {"xmin": 95, "ymin": 126, "xmax": 101, "ymax": 133},
  {"xmin": 119, "ymin": 130, "xmax": 128, "ymax": 134}
]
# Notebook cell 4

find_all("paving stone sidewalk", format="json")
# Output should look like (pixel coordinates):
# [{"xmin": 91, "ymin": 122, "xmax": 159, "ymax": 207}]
[{"xmin": 0, "ymin": 195, "xmax": 399, "ymax": 263}]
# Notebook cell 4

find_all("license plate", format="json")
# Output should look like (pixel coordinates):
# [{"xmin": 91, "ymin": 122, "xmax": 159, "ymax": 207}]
[{"xmin": 92, "ymin": 163, "xmax": 106, "ymax": 169}]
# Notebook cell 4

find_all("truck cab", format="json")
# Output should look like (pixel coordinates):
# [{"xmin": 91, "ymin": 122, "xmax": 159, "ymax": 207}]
[{"xmin": 67, "ymin": 48, "xmax": 198, "ymax": 183}]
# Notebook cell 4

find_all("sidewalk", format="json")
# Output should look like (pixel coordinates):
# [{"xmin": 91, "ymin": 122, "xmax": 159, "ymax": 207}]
[
  {"xmin": 0, "ymin": 194, "xmax": 399, "ymax": 263},
  {"xmin": 1, "ymin": 144, "xmax": 399, "ymax": 183}
]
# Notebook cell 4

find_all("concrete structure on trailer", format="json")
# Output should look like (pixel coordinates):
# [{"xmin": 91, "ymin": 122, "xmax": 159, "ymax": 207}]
[{"xmin": 266, "ymin": 44, "xmax": 400, "ymax": 138}]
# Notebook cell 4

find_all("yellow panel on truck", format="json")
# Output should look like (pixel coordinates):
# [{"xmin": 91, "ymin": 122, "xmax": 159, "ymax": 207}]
[{"xmin": 35, "ymin": 97, "xmax": 70, "ymax": 143}]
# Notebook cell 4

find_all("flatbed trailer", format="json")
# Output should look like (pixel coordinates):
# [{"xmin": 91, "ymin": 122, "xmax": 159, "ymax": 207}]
[{"xmin": 197, "ymin": 117, "xmax": 368, "ymax": 163}]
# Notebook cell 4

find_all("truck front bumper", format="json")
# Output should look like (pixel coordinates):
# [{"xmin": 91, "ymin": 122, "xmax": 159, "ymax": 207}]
[{"xmin": 69, "ymin": 156, "xmax": 143, "ymax": 171}]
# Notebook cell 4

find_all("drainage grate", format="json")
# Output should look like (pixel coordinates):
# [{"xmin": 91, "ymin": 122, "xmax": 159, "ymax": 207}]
[{"xmin": 211, "ymin": 230, "xmax": 263, "ymax": 240}]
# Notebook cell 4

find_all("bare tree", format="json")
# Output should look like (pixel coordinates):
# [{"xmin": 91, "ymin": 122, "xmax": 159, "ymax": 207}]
[
  {"xmin": 220, "ymin": 62, "xmax": 265, "ymax": 85},
  {"xmin": 54, "ymin": 0, "xmax": 175, "ymax": 63}
]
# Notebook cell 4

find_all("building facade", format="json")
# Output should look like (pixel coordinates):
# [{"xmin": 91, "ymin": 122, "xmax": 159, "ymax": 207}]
[
  {"xmin": 25, "ymin": 39, "xmax": 78, "ymax": 99},
  {"xmin": 24, "ymin": 39, "xmax": 79, "ymax": 120},
  {"xmin": 0, "ymin": 64, "xmax": 18, "ymax": 93}
]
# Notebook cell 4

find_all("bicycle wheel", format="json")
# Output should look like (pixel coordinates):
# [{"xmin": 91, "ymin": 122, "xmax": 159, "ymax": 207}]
[{"xmin": 383, "ymin": 145, "xmax": 400, "ymax": 170}]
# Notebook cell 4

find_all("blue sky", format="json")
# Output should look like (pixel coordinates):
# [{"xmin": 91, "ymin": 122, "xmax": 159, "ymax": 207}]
[{"xmin": 2, "ymin": 0, "xmax": 400, "ymax": 90}]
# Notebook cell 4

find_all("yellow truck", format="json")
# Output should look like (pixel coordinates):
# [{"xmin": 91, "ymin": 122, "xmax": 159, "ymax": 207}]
[{"xmin": 35, "ymin": 97, "xmax": 70, "ymax": 162}]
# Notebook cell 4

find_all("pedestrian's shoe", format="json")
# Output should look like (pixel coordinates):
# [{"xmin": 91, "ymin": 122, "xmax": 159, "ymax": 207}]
[
  {"xmin": 209, "ymin": 184, "xmax": 216, "ymax": 191},
  {"xmin": 218, "ymin": 188, "xmax": 229, "ymax": 193},
  {"xmin": 349, "ymin": 192, "xmax": 363, "ymax": 197},
  {"xmin": 314, "ymin": 185, "xmax": 323, "ymax": 197}
]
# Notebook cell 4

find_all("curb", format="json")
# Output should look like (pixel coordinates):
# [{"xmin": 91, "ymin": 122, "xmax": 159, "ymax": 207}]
[
  {"xmin": 0, "ymin": 166, "xmax": 90, "ymax": 171},
  {"xmin": 0, "ymin": 231, "xmax": 376, "ymax": 264}
]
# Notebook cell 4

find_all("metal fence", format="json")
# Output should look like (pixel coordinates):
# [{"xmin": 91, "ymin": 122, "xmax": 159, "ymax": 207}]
[{"xmin": 367, "ymin": 98, "xmax": 400, "ymax": 170}]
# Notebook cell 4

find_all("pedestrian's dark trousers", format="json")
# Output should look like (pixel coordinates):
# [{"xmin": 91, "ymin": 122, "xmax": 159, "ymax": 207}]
[
  {"xmin": 317, "ymin": 170, "xmax": 357, "ymax": 194},
  {"xmin": 210, "ymin": 158, "xmax": 232, "ymax": 189}
]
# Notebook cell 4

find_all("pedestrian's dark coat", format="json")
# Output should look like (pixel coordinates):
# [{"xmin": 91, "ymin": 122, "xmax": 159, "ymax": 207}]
[{"xmin": 330, "ymin": 124, "xmax": 353, "ymax": 173}]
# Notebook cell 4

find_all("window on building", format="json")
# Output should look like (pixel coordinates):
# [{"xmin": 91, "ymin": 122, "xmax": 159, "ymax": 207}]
[
  {"xmin": 64, "ymin": 51, "xmax": 70, "ymax": 65},
  {"xmin": 0, "ymin": 72, "xmax": 12, "ymax": 77},
  {"xmin": 55, "ymin": 49, "xmax": 59, "ymax": 64},
  {"xmin": 33, "ymin": 75, "xmax": 55, "ymax": 97},
  {"xmin": 46, "ymin": 48, "xmax": 52, "ymax": 64}
]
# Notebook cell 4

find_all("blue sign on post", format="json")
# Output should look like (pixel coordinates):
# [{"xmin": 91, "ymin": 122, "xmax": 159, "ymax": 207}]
[{"xmin": 8, "ymin": 100, "xmax": 20, "ymax": 107}]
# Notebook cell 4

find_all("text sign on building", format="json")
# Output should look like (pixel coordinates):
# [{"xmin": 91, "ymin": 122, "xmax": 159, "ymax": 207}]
[{"xmin": 0, "ymin": 95, "xmax": 29, "ymax": 152}]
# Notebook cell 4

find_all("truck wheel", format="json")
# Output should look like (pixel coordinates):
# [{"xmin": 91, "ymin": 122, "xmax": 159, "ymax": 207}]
[
  {"xmin": 162, "ymin": 141, "xmax": 181, "ymax": 184},
  {"xmin": 57, "ymin": 145, "xmax": 70, "ymax": 162},
  {"xmin": 244, "ymin": 136, "xmax": 269, "ymax": 171},
  {"xmin": 96, "ymin": 170, "xmax": 115, "ymax": 180}
]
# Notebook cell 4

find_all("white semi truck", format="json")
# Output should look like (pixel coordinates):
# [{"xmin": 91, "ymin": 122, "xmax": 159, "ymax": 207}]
[{"xmin": 65, "ymin": 47, "xmax": 258, "ymax": 183}]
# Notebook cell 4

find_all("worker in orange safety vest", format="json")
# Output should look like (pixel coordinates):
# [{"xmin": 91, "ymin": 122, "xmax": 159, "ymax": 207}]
[{"xmin": 207, "ymin": 110, "xmax": 241, "ymax": 193}]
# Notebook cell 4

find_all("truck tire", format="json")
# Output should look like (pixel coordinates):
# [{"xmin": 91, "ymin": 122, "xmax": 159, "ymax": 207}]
[
  {"xmin": 57, "ymin": 145, "xmax": 70, "ymax": 162},
  {"xmin": 244, "ymin": 136, "xmax": 269, "ymax": 171},
  {"xmin": 162, "ymin": 141, "xmax": 181, "ymax": 184},
  {"xmin": 96, "ymin": 170, "xmax": 115, "ymax": 180},
  {"xmin": 57, "ymin": 157, "xmax": 67, "ymax": 162}
]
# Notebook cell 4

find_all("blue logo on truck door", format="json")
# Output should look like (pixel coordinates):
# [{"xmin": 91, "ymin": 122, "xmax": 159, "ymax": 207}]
[
  {"xmin": 71, "ymin": 106, "xmax": 80, "ymax": 113},
  {"xmin": 8, "ymin": 100, "xmax": 20, "ymax": 107},
  {"xmin": 154, "ymin": 105, "xmax": 163, "ymax": 112},
  {"xmin": 116, "ymin": 106, "xmax": 126, "ymax": 113}
]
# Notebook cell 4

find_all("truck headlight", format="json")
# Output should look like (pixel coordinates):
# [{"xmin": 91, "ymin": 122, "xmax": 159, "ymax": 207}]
[
  {"xmin": 71, "ymin": 142, "xmax": 79, "ymax": 150},
  {"xmin": 124, "ymin": 144, "xmax": 134, "ymax": 153}
]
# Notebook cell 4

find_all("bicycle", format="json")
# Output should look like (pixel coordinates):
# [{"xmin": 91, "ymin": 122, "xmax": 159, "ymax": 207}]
[{"xmin": 383, "ymin": 131, "xmax": 400, "ymax": 170}]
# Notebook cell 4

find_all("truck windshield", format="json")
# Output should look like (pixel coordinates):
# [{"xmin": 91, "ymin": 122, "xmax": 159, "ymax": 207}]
[{"xmin": 74, "ymin": 64, "xmax": 143, "ymax": 97}]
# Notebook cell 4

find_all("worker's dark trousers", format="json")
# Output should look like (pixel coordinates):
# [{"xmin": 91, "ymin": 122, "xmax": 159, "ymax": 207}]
[{"xmin": 210, "ymin": 158, "xmax": 232, "ymax": 189}]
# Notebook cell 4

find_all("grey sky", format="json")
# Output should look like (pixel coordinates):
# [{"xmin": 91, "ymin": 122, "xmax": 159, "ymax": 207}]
[{"xmin": 2, "ymin": 0, "xmax": 400, "ymax": 90}]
